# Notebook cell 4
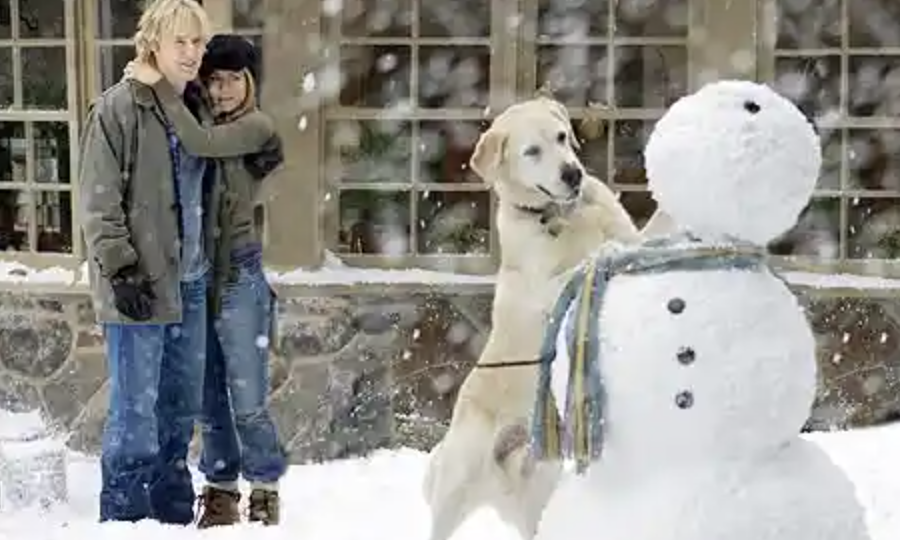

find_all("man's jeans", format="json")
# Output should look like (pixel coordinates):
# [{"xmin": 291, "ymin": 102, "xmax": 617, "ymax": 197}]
[
  {"xmin": 99, "ymin": 274, "xmax": 208, "ymax": 524},
  {"xmin": 199, "ymin": 246, "xmax": 287, "ymax": 486}
]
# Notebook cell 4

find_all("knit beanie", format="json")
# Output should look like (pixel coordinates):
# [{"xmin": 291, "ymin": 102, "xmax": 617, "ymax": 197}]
[{"xmin": 199, "ymin": 34, "xmax": 260, "ymax": 82}]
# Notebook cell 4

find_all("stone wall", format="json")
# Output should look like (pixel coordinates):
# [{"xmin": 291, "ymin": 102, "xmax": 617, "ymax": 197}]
[{"xmin": 0, "ymin": 283, "xmax": 897, "ymax": 464}]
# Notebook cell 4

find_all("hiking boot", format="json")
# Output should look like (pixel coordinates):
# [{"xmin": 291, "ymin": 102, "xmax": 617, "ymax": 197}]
[
  {"xmin": 196, "ymin": 486, "xmax": 241, "ymax": 529},
  {"xmin": 248, "ymin": 489, "xmax": 280, "ymax": 526}
]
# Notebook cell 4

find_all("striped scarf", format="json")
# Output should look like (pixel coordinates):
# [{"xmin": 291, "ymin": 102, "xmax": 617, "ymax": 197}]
[{"xmin": 530, "ymin": 232, "xmax": 772, "ymax": 475}]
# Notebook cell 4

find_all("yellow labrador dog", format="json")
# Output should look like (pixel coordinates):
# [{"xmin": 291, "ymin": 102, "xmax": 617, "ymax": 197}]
[{"xmin": 422, "ymin": 97, "xmax": 641, "ymax": 540}]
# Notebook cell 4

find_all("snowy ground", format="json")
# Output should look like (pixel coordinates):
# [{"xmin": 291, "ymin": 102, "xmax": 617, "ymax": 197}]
[{"xmin": 0, "ymin": 425, "xmax": 898, "ymax": 540}]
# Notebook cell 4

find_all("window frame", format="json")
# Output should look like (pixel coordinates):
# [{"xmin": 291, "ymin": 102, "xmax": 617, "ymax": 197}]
[
  {"xmin": 0, "ymin": 0, "xmax": 81, "ymax": 269},
  {"xmin": 758, "ymin": 0, "xmax": 900, "ymax": 279},
  {"xmin": 306, "ymin": 0, "xmax": 525, "ymax": 274}
]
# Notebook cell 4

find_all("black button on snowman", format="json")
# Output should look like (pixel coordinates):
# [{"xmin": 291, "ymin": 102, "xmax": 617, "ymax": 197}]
[{"xmin": 667, "ymin": 297, "xmax": 695, "ymax": 409}]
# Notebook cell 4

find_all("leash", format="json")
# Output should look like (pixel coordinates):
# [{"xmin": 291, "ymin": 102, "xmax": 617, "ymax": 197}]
[{"xmin": 476, "ymin": 359, "xmax": 542, "ymax": 369}]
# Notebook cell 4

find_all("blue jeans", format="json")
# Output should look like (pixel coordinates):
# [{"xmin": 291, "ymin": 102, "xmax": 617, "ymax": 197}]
[
  {"xmin": 99, "ymin": 273, "xmax": 208, "ymax": 524},
  {"xmin": 199, "ymin": 246, "xmax": 287, "ymax": 486}
]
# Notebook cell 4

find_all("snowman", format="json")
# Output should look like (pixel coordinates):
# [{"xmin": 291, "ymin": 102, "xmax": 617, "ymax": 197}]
[{"xmin": 528, "ymin": 80, "xmax": 871, "ymax": 540}]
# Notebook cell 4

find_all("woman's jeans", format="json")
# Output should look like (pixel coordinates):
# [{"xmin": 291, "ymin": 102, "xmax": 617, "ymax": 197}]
[{"xmin": 199, "ymin": 245, "xmax": 287, "ymax": 486}]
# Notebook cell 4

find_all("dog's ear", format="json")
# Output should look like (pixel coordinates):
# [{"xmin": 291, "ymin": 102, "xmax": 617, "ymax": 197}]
[
  {"xmin": 542, "ymin": 98, "xmax": 581, "ymax": 151},
  {"xmin": 469, "ymin": 128, "xmax": 507, "ymax": 182}
]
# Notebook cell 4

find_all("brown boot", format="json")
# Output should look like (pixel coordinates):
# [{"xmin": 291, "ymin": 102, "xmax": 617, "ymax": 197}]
[
  {"xmin": 196, "ymin": 486, "xmax": 241, "ymax": 529},
  {"xmin": 248, "ymin": 488, "xmax": 280, "ymax": 526}
]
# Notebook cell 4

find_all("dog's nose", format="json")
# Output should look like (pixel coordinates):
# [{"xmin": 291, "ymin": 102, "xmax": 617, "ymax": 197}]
[{"xmin": 560, "ymin": 164, "xmax": 583, "ymax": 190}]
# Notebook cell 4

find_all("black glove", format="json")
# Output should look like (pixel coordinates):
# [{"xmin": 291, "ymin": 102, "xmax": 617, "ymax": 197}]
[
  {"xmin": 244, "ymin": 133, "xmax": 284, "ymax": 180},
  {"xmin": 110, "ymin": 264, "xmax": 155, "ymax": 321}
]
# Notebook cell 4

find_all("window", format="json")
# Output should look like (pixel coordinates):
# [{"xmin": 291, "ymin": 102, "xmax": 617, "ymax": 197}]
[
  {"xmin": 0, "ymin": 0, "xmax": 76, "ymax": 255},
  {"xmin": 321, "ymin": 0, "xmax": 502, "ymax": 273},
  {"xmin": 92, "ymin": 0, "xmax": 141, "ymax": 94},
  {"xmin": 519, "ymin": 0, "xmax": 690, "ymax": 231},
  {"xmin": 767, "ymin": 0, "xmax": 900, "ymax": 272},
  {"xmin": 316, "ymin": 0, "xmax": 694, "ymax": 272}
]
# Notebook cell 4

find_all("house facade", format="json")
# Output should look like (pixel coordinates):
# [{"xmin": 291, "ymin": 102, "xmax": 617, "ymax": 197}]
[{"xmin": 0, "ymin": 0, "xmax": 897, "ymax": 461}]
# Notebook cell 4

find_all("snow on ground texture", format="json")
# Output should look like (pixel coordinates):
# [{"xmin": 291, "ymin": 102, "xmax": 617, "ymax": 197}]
[{"xmin": 0, "ymin": 425, "xmax": 897, "ymax": 540}]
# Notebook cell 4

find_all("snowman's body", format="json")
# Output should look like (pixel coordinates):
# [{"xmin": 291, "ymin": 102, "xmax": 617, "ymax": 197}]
[
  {"xmin": 532, "ymin": 80, "xmax": 870, "ymax": 540},
  {"xmin": 538, "ymin": 257, "xmax": 869, "ymax": 540}
]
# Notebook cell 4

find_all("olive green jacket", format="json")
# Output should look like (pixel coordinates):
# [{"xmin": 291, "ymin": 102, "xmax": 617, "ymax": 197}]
[{"xmin": 78, "ymin": 80, "xmax": 225, "ymax": 324}]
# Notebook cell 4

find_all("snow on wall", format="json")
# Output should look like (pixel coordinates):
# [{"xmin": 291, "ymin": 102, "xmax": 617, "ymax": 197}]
[{"xmin": 0, "ymin": 258, "xmax": 899, "ymax": 290}]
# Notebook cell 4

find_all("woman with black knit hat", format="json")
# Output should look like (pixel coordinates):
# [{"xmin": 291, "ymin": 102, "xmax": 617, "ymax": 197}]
[{"xmin": 126, "ymin": 34, "xmax": 287, "ymax": 528}]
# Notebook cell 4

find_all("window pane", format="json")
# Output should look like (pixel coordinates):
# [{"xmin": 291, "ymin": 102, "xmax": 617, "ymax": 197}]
[
  {"xmin": 848, "ymin": 0, "xmax": 900, "ymax": 48},
  {"xmin": 0, "ymin": 190, "xmax": 30, "ymax": 251},
  {"xmin": 537, "ymin": 45, "xmax": 610, "ymax": 107},
  {"xmin": 575, "ymin": 118, "xmax": 609, "ymax": 181},
  {"xmin": 613, "ymin": 46, "xmax": 687, "ymax": 108},
  {"xmin": 98, "ymin": 45, "xmax": 133, "ymax": 92},
  {"xmin": 36, "ymin": 190, "xmax": 71, "ymax": 252},
  {"xmin": 96, "ymin": 0, "xmax": 141, "ymax": 39},
  {"xmin": 776, "ymin": 0, "xmax": 841, "ymax": 49},
  {"xmin": 340, "ymin": 45, "xmax": 411, "ymax": 108},
  {"xmin": 340, "ymin": 0, "xmax": 412, "ymax": 38},
  {"xmin": 538, "ymin": 0, "xmax": 608, "ymax": 39},
  {"xmin": 847, "ymin": 198, "xmax": 900, "ymax": 259},
  {"xmin": 416, "ymin": 191, "xmax": 490, "ymax": 255},
  {"xmin": 338, "ymin": 190, "xmax": 411, "ymax": 255},
  {"xmin": 847, "ymin": 55, "xmax": 900, "ymax": 117},
  {"xmin": 768, "ymin": 197, "xmax": 841, "ymax": 259},
  {"xmin": 0, "ymin": 48, "xmax": 12, "ymax": 108},
  {"xmin": 326, "ymin": 120, "xmax": 412, "ymax": 184},
  {"xmin": 846, "ymin": 129, "xmax": 900, "ymax": 192},
  {"xmin": 613, "ymin": 120, "xmax": 654, "ymax": 186},
  {"xmin": 0, "ymin": 123, "xmax": 25, "ymax": 183},
  {"xmin": 773, "ymin": 56, "xmax": 841, "ymax": 121},
  {"xmin": 420, "ymin": 1, "xmax": 489, "ymax": 38},
  {"xmin": 233, "ymin": 0, "xmax": 264, "ymax": 29},
  {"xmin": 615, "ymin": 0, "xmax": 688, "ymax": 37},
  {"xmin": 0, "ymin": 3, "xmax": 10, "ymax": 39},
  {"xmin": 819, "ymin": 129, "xmax": 841, "ymax": 190},
  {"xmin": 19, "ymin": 0, "xmax": 65, "ymax": 38},
  {"xmin": 419, "ymin": 121, "xmax": 484, "ymax": 184},
  {"xmin": 618, "ymin": 190, "xmax": 657, "ymax": 230},
  {"xmin": 23, "ymin": 47, "xmax": 67, "ymax": 110},
  {"xmin": 35, "ymin": 122, "xmax": 69, "ymax": 184},
  {"xmin": 418, "ymin": 46, "xmax": 490, "ymax": 109}
]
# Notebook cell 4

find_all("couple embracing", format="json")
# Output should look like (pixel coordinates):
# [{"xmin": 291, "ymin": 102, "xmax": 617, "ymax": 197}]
[{"xmin": 79, "ymin": 0, "xmax": 287, "ymax": 528}]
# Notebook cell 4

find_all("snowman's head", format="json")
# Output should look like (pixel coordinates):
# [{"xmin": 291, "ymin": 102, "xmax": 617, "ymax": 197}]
[{"xmin": 644, "ymin": 80, "xmax": 821, "ymax": 245}]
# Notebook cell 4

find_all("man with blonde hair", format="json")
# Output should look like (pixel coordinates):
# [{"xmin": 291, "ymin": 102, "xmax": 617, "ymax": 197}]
[{"xmin": 79, "ymin": 0, "xmax": 220, "ymax": 524}]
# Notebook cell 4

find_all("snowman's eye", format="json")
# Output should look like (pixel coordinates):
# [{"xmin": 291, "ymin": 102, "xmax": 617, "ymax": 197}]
[{"xmin": 743, "ymin": 100, "xmax": 761, "ymax": 114}]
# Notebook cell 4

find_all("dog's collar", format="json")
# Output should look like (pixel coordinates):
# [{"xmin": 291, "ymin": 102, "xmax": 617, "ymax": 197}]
[
  {"xmin": 514, "ymin": 204, "xmax": 549, "ymax": 219},
  {"xmin": 514, "ymin": 203, "xmax": 561, "ymax": 237}
]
